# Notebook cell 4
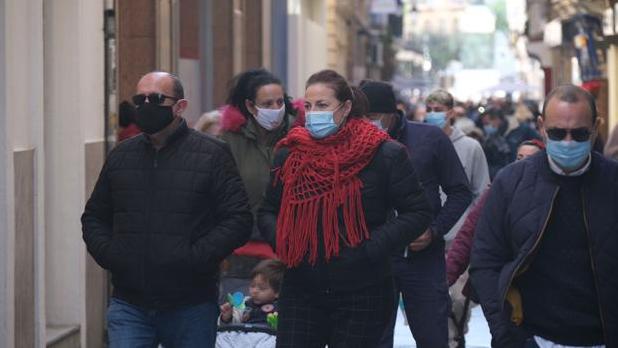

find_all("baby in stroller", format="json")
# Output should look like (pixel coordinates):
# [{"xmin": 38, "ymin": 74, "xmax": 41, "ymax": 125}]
[{"xmin": 216, "ymin": 259, "xmax": 285, "ymax": 348}]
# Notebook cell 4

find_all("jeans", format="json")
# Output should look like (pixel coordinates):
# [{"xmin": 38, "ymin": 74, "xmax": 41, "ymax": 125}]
[
  {"xmin": 379, "ymin": 245, "xmax": 450, "ymax": 348},
  {"xmin": 107, "ymin": 297, "xmax": 219, "ymax": 348}
]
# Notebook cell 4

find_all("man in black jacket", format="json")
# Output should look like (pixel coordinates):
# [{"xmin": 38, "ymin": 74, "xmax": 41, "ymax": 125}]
[
  {"xmin": 361, "ymin": 81, "xmax": 472, "ymax": 348},
  {"xmin": 82, "ymin": 72, "xmax": 252, "ymax": 347},
  {"xmin": 471, "ymin": 85, "xmax": 617, "ymax": 348}
]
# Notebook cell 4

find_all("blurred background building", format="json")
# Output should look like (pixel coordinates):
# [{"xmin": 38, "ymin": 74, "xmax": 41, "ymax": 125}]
[{"xmin": 1, "ymin": 0, "xmax": 617, "ymax": 347}]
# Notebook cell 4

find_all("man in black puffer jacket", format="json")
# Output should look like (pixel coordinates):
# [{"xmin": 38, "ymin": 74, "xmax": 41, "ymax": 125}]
[
  {"xmin": 471, "ymin": 85, "xmax": 618, "ymax": 348},
  {"xmin": 82, "ymin": 72, "xmax": 252, "ymax": 347}
]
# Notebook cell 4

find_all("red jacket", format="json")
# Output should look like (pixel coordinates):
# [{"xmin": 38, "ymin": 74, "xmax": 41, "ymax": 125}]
[{"xmin": 446, "ymin": 187, "xmax": 490, "ymax": 286}]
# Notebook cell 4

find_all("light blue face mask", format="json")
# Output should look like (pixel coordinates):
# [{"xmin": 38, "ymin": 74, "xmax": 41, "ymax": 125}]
[
  {"xmin": 546, "ymin": 139, "xmax": 591, "ymax": 171},
  {"xmin": 425, "ymin": 111, "xmax": 447, "ymax": 128},
  {"xmin": 305, "ymin": 105, "xmax": 343, "ymax": 139},
  {"xmin": 484, "ymin": 124, "xmax": 498, "ymax": 136}
]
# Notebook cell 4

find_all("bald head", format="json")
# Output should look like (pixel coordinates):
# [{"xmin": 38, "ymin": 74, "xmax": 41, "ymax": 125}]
[
  {"xmin": 137, "ymin": 71, "xmax": 184, "ymax": 99},
  {"xmin": 135, "ymin": 71, "xmax": 188, "ymax": 119}
]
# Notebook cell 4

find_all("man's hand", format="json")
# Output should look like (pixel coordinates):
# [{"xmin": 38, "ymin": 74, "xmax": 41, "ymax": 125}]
[
  {"xmin": 220, "ymin": 303, "xmax": 233, "ymax": 323},
  {"xmin": 409, "ymin": 229, "xmax": 433, "ymax": 251}
]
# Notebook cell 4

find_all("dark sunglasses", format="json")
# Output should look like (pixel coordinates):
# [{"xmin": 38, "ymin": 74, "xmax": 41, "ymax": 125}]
[
  {"xmin": 132, "ymin": 93, "xmax": 179, "ymax": 106},
  {"xmin": 546, "ymin": 127, "xmax": 593, "ymax": 142}
]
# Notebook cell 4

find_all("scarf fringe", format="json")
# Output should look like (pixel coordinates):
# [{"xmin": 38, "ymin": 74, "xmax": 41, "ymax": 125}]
[{"xmin": 275, "ymin": 119, "xmax": 387, "ymax": 267}]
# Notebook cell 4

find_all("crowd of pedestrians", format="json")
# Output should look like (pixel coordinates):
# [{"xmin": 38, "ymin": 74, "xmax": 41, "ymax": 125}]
[{"xmin": 84, "ymin": 69, "xmax": 618, "ymax": 348}]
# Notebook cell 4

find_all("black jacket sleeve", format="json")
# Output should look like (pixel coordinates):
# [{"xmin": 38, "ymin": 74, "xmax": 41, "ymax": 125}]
[
  {"xmin": 81, "ymin": 158, "xmax": 115, "ymax": 270},
  {"xmin": 432, "ymin": 131, "xmax": 473, "ymax": 238},
  {"xmin": 469, "ymin": 174, "xmax": 521, "ymax": 347},
  {"xmin": 191, "ymin": 143, "xmax": 253, "ymax": 272},
  {"xmin": 362, "ymin": 142, "xmax": 433, "ymax": 260},
  {"xmin": 257, "ymin": 148, "xmax": 289, "ymax": 248}
]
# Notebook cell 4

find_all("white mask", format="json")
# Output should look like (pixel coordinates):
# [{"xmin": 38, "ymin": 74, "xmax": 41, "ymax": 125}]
[{"xmin": 255, "ymin": 105, "xmax": 286, "ymax": 130}]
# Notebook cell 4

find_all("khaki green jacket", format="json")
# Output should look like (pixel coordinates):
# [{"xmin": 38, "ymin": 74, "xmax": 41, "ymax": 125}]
[{"xmin": 221, "ymin": 114, "xmax": 295, "ymax": 240}]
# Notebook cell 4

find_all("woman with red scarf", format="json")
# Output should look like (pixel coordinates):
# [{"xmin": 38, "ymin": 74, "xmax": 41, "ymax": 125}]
[{"xmin": 258, "ymin": 70, "xmax": 432, "ymax": 347}]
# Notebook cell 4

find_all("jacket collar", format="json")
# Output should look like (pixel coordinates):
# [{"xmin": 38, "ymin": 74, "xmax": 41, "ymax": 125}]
[
  {"xmin": 547, "ymin": 153, "xmax": 591, "ymax": 177},
  {"xmin": 535, "ymin": 150, "xmax": 600, "ymax": 185},
  {"xmin": 240, "ymin": 113, "xmax": 292, "ymax": 146},
  {"xmin": 140, "ymin": 118, "xmax": 189, "ymax": 149}
]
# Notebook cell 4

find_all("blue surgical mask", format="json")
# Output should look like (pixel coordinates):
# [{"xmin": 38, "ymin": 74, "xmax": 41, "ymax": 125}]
[
  {"xmin": 546, "ymin": 139, "xmax": 591, "ymax": 171},
  {"xmin": 425, "ymin": 111, "xmax": 447, "ymax": 128},
  {"xmin": 305, "ymin": 111, "xmax": 340, "ymax": 139},
  {"xmin": 484, "ymin": 124, "xmax": 498, "ymax": 136}
]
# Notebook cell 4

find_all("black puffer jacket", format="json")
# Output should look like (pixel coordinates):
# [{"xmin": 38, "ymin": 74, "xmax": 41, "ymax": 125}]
[
  {"xmin": 82, "ymin": 120, "xmax": 252, "ymax": 309},
  {"xmin": 258, "ymin": 140, "xmax": 432, "ymax": 292}
]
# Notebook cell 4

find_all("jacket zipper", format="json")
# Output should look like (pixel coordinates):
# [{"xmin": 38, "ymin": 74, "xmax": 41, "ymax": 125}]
[
  {"xmin": 581, "ymin": 191, "xmax": 608, "ymax": 344},
  {"xmin": 143, "ymin": 149, "xmax": 158, "ymax": 303},
  {"xmin": 501, "ymin": 187, "xmax": 559, "ymax": 310}
]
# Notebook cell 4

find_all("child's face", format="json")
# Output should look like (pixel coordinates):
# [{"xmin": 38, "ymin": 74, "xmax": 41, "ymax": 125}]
[{"xmin": 249, "ymin": 274, "xmax": 278, "ymax": 305}]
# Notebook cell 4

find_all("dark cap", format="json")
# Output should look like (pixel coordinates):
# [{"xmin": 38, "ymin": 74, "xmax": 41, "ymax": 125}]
[{"xmin": 359, "ymin": 80, "xmax": 398, "ymax": 114}]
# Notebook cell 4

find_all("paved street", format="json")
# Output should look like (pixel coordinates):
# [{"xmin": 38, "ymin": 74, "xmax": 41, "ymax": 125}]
[{"xmin": 394, "ymin": 305, "xmax": 491, "ymax": 348}]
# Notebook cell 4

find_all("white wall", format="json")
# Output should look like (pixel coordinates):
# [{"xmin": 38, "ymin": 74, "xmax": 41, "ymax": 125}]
[
  {"xmin": 0, "ymin": 0, "xmax": 13, "ymax": 345},
  {"xmin": 80, "ymin": 0, "xmax": 105, "ymax": 143},
  {"xmin": 1, "ymin": 0, "xmax": 46, "ymax": 346},
  {"xmin": 44, "ymin": 1, "xmax": 104, "ymax": 346},
  {"xmin": 0, "ymin": 0, "xmax": 105, "ymax": 346}
]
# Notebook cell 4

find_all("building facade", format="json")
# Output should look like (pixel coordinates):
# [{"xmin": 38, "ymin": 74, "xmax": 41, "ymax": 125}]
[{"xmin": 523, "ymin": 0, "xmax": 610, "ymax": 139}]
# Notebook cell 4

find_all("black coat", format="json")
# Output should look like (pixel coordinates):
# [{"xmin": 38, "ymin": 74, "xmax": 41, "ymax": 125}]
[
  {"xmin": 82, "ymin": 120, "xmax": 253, "ymax": 309},
  {"xmin": 483, "ymin": 133, "xmax": 512, "ymax": 180},
  {"xmin": 258, "ymin": 139, "xmax": 432, "ymax": 292},
  {"xmin": 470, "ymin": 151, "xmax": 618, "ymax": 347},
  {"xmin": 395, "ymin": 120, "xmax": 472, "ymax": 244}
]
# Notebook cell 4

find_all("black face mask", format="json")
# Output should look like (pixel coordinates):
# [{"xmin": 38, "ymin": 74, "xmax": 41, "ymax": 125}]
[{"xmin": 135, "ymin": 103, "xmax": 175, "ymax": 134}]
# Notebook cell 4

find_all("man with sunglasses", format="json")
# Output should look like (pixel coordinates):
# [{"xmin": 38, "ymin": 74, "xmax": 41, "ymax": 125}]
[
  {"xmin": 470, "ymin": 85, "xmax": 618, "ymax": 348},
  {"xmin": 82, "ymin": 71, "xmax": 252, "ymax": 347}
]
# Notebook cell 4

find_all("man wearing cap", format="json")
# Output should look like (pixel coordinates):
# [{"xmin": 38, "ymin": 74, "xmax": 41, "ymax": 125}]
[{"xmin": 360, "ymin": 80, "xmax": 472, "ymax": 348}]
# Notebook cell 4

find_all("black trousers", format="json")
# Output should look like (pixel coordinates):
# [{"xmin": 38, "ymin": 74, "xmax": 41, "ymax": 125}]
[{"xmin": 276, "ymin": 277, "xmax": 394, "ymax": 348}]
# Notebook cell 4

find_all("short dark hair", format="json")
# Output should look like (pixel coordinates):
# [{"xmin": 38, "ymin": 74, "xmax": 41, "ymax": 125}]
[
  {"xmin": 250, "ymin": 259, "xmax": 286, "ymax": 294},
  {"xmin": 542, "ymin": 84, "xmax": 597, "ymax": 122},
  {"xmin": 168, "ymin": 73, "xmax": 184, "ymax": 99}
]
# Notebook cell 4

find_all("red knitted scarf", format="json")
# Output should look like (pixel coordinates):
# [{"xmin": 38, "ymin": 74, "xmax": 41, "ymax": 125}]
[{"xmin": 275, "ymin": 118, "xmax": 389, "ymax": 267}]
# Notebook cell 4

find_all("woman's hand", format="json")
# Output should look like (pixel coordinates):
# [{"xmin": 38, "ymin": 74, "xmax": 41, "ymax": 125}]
[{"xmin": 409, "ymin": 228, "xmax": 433, "ymax": 251}]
